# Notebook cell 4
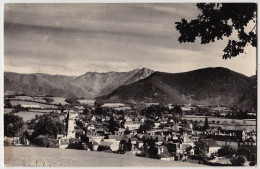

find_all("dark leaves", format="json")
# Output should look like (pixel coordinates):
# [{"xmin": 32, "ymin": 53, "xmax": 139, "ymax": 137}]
[{"xmin": 175, "ymin": 3, "xmax": 257, "ymax": 58}]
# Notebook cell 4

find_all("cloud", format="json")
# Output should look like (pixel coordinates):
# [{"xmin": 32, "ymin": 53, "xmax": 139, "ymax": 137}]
[{"xmin": 4, "ymin": 3, "xmax": 256, "ymax": 76}]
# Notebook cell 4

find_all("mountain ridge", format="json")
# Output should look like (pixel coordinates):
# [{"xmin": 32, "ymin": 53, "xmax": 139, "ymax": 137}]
[
  {"xmin": 97, "ymin": 67, "xmax": 256, "ymax": 110},
  {"xmin": 4, "ymin": 68, "xmax": 154, "ymax": 98}
]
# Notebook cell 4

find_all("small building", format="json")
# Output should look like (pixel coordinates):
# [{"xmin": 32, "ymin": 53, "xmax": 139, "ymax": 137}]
[{"xmin": 204, "ymin": 140, "xmax": 221, "ymax": 157}]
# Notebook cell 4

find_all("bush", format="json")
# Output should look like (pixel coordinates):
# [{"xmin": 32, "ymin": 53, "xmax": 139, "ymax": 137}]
[
  {"xmin": 4, "ymin": 114, "xmax": 24, "ymax": 137},
  {"xmin": 4, "ymin": 137, "xmax": 13, "ymax": 146},
  {"xmin": 218, "ymin": 145, "xmax": 236, "ymax": 157},
  {"xmin": 230, "ymin": 155, "xmax": 247, "ymax": 166},
  {"xmin": 249, "ymin": 161, "xmax": 256, "ymax": 166}
]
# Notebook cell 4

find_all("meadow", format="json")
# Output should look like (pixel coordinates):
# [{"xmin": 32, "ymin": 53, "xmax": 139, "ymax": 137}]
[
  {"xmin": 182, "ymin": 115, "xmax": 256, "ymax": 126},
  {"xmin": 15, "ymin": 111, "xmax": 46, "ymax": 122},
  {"xmin": 10, "ymin": 100, "xmax": 58, "ymax": 109},
  {"xmin": 4, "ymin": 146, "xmax": 204, "ymax": 167}
]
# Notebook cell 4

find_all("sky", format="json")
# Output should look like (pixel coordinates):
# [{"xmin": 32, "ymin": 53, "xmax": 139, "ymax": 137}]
[{"xmin": 4, "ymin": 3, "xmax": 256, "ymax": 76}]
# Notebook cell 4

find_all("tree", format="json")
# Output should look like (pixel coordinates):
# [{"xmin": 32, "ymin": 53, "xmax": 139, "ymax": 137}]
[
  {"xmin": 175, "ymin": 3, "xmax": 257, "ymax": 59},
  {"xmin": 194, "ymin": 139, "xmax": 208, "ymax": 156},
  {"xmin": 203, "ymin": 117, "xmax": 209, "ymax": 130},
  {"xmin": 172, "ymin": 105, "xmax": 183, "ymax": 116},
  {"xmin": 230, "ymin": 155, "xmax": 247, "ymax": 166},
  {"xmin": 33, "ymin": 114, "xmax": 65, "ymax": 139},
  {"xmin": 4, "ymin": 114, "xmax": 24, "ymax": 137},
  {"xmin": 108, "ymin": 115, "xmax": 119, "ymax": 134}
]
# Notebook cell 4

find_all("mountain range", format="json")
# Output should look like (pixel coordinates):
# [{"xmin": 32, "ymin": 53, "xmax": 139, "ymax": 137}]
[
  {"xmin": 4, "ymin": 68, "xmax": 154, "ymax": 98},
  {"xmin": 4, "ymin": 67, "xmax": 257, "ymax": 109}
]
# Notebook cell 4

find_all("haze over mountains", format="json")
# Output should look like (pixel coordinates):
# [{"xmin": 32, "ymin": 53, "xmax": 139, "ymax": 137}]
[{"xmin": 4, "ymin": 67, "xmax": 256, "ymax": 109}]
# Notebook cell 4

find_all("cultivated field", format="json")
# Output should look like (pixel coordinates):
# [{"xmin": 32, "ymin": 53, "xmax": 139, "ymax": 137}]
[{"xmin": 4, "ymin": 146, "xmax": 204, "ymax": 167}]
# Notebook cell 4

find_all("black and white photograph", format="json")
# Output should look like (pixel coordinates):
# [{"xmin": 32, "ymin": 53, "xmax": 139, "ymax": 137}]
[{"xmin": 3, "ymin": 2, "xmax": 258, "ymax": 167}]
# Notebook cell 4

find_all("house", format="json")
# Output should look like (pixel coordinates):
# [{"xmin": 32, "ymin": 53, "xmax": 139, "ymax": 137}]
[
  {"xmin": 124, "ymin": 121, "xmax": 141, "ymax": 131},
  {"xmin": 58, "ymin": 138, "xmax": 70, "ymax": 149},
  {"xmin": 136, "ymin": 140, "xmax": 144, "ymax": 148},
  {"xmin": 159, "ymin": 118, "xmax": 168, "ymax": 124},
  {"xmin": 99, "ymin": 139, "xmax": 120, "ymax": 152},
  {"xmin": 238, "ymin": 137, "xmax": 257, "ymax": 161},
  {"xmin": 12, "ymin": 137, "xmax": 22, "ymax": 146},
  {"xmin": 157, "ymin": 144, "xmax": 173, "ymax": 159},
  {"xmin": 131, "ymin": 144, "xmax": 142, "ymax": 155},
  {"xmin": 204, "ymin": 139, "xmax": 221, "ymax": 157},
  {"xmin": 108, "ymin": 135, "xmax": 122, "ymax": 142},
  {"xmin": 154, "ymin": 122, "xmax": 160, "ymax": 128}
]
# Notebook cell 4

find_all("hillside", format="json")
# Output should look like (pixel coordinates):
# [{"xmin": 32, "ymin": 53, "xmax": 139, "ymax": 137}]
[
  {"xmin": 98, "ymin": 67, "xmax": 256, "ymax": 109},
  {"xmin": 4, "ymin": 146, "xmax": 203, "ymax": 167},
  {"xmin": 4, "ymin": 68, "xmax": 154, "ymax": 98}
]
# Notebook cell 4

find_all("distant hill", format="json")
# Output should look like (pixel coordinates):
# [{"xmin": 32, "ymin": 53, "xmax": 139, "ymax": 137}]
[
  {"xmin": 98, "ymin": 67, "xmax": 256, "ymax": 110},
  {"xmin": 4, "ymin": 68, "xmax": 154, "ymax": 98}
]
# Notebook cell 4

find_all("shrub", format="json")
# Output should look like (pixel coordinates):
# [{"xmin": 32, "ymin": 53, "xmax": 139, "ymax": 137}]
[
  {"xmin": 249, "ymin": 161, "xmax": 256, "ymax": 166},
  {"xmin": 230, "ymin": 155, "xmax": 247, "ymax": 166}
]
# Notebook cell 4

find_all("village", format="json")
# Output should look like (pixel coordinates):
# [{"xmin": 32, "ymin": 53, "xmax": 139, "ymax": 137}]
[{"xmin": 4, "ymin": 95, "xmax": 257, "ymax": 166}]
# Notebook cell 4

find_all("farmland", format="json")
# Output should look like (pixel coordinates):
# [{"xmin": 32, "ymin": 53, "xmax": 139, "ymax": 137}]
[{"xmin": 4, "ymin": 147, "xmax": 204, "ymax": 167}]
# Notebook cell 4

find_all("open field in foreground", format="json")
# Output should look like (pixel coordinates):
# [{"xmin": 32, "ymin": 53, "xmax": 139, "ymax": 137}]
[{"xmin": 4, "ymin": 146, "xmax": 204, "ymax": 167}]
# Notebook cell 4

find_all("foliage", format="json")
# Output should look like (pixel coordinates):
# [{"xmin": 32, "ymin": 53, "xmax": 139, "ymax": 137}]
[
  {"xmin": 217, "ymin": 145, "xmax": 236, "ymax": 157},
  {"xmin": 34, "ymin": 135, "xmax": 58, "ymax": 148},
  {"xmin": 249, "ymin": 161, "xmax": 256, "ymax": 166},
  {"xmin": 4, "ymin": 137, "xmax": 13, "ymax": 146},
  {"xmin": 139, "ymin": 119, "xmax": 155, "ymax": 133},
  {"xmin": 172, "ymin": 105, "xmax": 183, "ymax": 116},
  {"xmin": 33, "ymin": 114, "xmax": 65, "ymax": 139},
  {"xmin": 203, "ymin": 117, "xmax": 209, "ymax": 130},
  {"xmin": 44, "ymin": 97, "xmax": 54, "ymax": 104},
  {"xmin": 144, "ymin": 105, "xmax": 168, "ymax": 118},
  {"xmin": 4, "ymin": 114, "xmax": 25, "ymax": 137},
  {"xmin": 236, "ymin": 147, "xmax": 250, "ymax": 156},
  {"xmin": 65, "ymin": 98, "xmax": 80, "ymax": 104},
  {"xmin": 230, "ymin": 155, "xmax": 247, "ymax": 166},
  {"xmin": 108, "ymin": 115, "xmax": 119, "ymax": 134},
  {"xmin": 4, "ymin": 99, "xmax": 13, "ymax": 108},
  {"xmin": 175, "ymin": 3, "xmax": 257, "ymax": 59},
  {"xmin": 194, "ymin": 139, "xmax": 208, "ymax": 156}
]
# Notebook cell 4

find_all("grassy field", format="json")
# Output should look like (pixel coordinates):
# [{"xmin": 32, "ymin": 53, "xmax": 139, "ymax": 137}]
[
  {"xmin": 15, "ymin": 111, "xmax": 46, "ymax": 122},
  {"xmin": 13, "ymin": 96, "xmax": 47, "ymax": 103},
  {"xmin": 47, "ymin": 97, "xmax": 68, "ymax": 105},
  {"xmin": 4, "ymin": 108, "xmax": 13, "ymax": 114},
  {"xmin": 182, "ymin": 115, "xmax": 256, "ymax": 125},
  {"xmin": 10, "ymin": 100, "xmax": 58, "ymax": 109},
  {"xmin": 78, "ymin": 99, "xmax": 95, "ymax": 105},
  {"xmin": 182, "ymin": 115, "xmax": 256, "ymax": 132},
  {"xmin": 4, "ymin": 146, "xmax": 204, "ymax": 167}
]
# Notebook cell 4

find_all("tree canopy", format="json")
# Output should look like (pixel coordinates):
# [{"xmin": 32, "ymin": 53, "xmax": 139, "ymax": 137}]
[
  {"xmin": 4, "ymin": 114, "xmax": 24, "ymax": 137},
  {"xmin": 33, "ymin": 113, "xmax": 65, "ymax": 139},
  {"xmin": 175, "ymin": 3, "xmax": 257, "ymax": 59}
]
